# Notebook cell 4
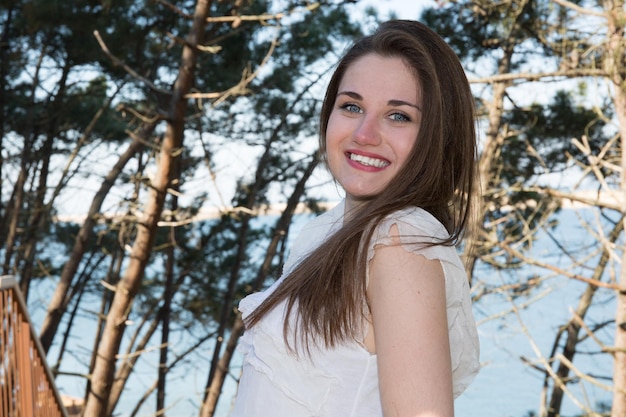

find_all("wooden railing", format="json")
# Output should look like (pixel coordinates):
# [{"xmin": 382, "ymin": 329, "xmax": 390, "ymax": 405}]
[{"xmin": 1, "ymin": 275, "xmax": 69, "ymax": 417}]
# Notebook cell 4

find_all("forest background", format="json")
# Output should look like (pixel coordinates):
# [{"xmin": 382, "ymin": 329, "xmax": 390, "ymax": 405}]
[{"xmin": 1, "ymin": 0, "xmax": 625, "ymax": 416}]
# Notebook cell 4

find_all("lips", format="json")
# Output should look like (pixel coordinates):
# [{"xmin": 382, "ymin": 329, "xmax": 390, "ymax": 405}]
[{"xmin": 348, "ymin": 152, "xmax": 390, "ymax": 168}]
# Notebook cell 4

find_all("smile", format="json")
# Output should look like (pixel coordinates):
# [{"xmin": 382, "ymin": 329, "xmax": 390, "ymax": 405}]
[{"xmin": 348, "ymin": 153, "xmax": 390, "ymax": 168}]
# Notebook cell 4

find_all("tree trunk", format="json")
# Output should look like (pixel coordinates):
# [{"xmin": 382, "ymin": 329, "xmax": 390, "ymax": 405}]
[
  {"xmin": 547, "ymin": 221, "xmax": 623, "ymax": 415},
  {"xmin": 465, "ymin": 67, "xmax": 511, "ymax": 280},
  {"xmin": 200, "ymin": 156, "xmax": 318, "ymax": 416},
  {"xmin": 18, "ymin": 58, "xmax": 72, "ymax": 297},
  {"xmin": 200, "ymin": 316, "xmax": 245, "ymax": 417},
  {"xmin": 82, "ymin": 0, "xmax": 211, "ymax": 414},
  {"xmin": 106, "ymin": 303, "xmax": 161, "ymax": 412},
  {"xmin": 3, "ymin": 153, "xmax": 29, "ymax": 275},
  {"xmin": 0, "ymin": 4, "xmax": 13, "ymax": 219},
  {"xmin": 51, "ymin": 253, "xmax": 106, "ymax": 375},
  {"xmin": 157, "ymin": 201, "xmax": 178, "ymax": 414},
  {"xmin": 39, "ymin": 134, "xmax": 147, "ymax": 352},
  {"xmin": 85, "ymin": 247, "xmax": 124, "ymax": 406},
  {"xmin": 3, "ymin": 40, "xmax": 48, "ymax": 276},
  {"xmin": 18, "ymin": 132, "xmax": 54, "ymax": 299},
  {"xmin": 606, "ymin": 0, "xmax": 626, "ymax": 415}
]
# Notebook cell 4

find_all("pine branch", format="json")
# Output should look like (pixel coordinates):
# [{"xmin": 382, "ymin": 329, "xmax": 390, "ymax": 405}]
[
  {"xmin": 470, "ymin": 68, "xmax": 606, "ymax": 84},
  {"xmin": 93, "ymin": 30, "xmax": 172, "ymax": 97},
  {"xmin": 552, "ymin": 0, "xmax": 606, "ymax": 17}
]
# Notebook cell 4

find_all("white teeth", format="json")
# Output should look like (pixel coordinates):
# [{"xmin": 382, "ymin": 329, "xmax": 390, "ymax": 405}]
[{"xmin": 349, "ymin": 153, "xmax": 389, "ymax": 168}]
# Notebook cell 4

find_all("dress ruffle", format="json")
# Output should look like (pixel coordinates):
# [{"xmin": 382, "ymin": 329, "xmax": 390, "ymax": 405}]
[
  {"xmin": 239, "ymin": 295, "xmax": 339, "ymax": 415},
  {"xmin": 231, "ymin": 202, "xmax": 480, "ymax": 417},
  {"xmin": 365, "ymin": 207, "xmax": 480, "ymax": 397}
]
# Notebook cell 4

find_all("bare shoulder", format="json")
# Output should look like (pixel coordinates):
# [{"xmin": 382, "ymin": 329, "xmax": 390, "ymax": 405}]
[
  {"xmin": 367, "ymin": 224, "xmax": 454, "ymax": 417},
  {"xmin": 368, "ymin": 223, "xmax": 446, "ymax": 298}
]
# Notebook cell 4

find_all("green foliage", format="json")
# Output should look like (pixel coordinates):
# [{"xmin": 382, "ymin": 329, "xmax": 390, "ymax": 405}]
[
  {"xmin": 1, "ymin": 2, "xmax": 369, "ymax": 413},
  {"xmin": 1, "ymin": 0, "xmax": 621, "ymax": 414},
  {"xmin": 420, "ymin": 0, "xmax": 616, "ymax": 271},
  {"xmin": 501, "ymin": 89, "xmax": 608, "ymax": 184},
  {"xmin": 421, "ymin": 0, "xmax": 582, "ymax": 71},
  {"xmin": 479, "ymin": 88, "xmax": 610, "ymax": 260}
]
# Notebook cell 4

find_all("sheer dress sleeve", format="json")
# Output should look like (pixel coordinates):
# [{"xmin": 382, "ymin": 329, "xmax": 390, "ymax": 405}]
[
  {"xmin": 365, "ymin": 207, "xmax": 480, "ymax": 398},
  {"xmin": 231, "ymin": 203, "xmax": 479, "ymax": 417}
]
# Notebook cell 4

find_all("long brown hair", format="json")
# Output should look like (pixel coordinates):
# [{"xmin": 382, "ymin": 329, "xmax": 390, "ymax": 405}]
[{"xmin": 245, "ymin": 20, "xmax": 477, "ymax": 350}]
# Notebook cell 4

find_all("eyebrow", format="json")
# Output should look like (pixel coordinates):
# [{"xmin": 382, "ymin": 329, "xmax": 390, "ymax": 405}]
[{"xmin": 337, "ymin": 91, "xmax": 422, "ymax": 111}]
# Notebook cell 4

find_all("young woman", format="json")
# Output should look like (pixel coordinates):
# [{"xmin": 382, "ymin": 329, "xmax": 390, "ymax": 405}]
[{"xmin": 230, "ymin": 20, "xmax": 480, "ymax": 417}]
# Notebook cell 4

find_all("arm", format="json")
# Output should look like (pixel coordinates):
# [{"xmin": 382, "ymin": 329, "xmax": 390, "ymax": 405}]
[{"xmin": 368, "ymin": 225, "xmax": 454, "ymax": 417}]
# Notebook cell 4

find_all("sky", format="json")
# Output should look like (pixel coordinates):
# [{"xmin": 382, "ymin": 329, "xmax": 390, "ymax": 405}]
[
  {"xmin": 360, "ymin": 0, "xmax": 435, "ymax": 19},
  {"xmin": 45, "ymin": 2, "xmax": 615, "ymax": 417}
]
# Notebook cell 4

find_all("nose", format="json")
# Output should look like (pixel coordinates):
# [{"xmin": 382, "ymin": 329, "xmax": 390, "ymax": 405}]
[{"xmin": 353, "ymin": 114, "xmax": 382, "ymax": 146}]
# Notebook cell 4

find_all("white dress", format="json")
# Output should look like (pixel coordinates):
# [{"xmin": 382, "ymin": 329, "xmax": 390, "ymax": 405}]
[{"xmin": 230, "ymin": 200, "xmax": 479, "ymax": 417}]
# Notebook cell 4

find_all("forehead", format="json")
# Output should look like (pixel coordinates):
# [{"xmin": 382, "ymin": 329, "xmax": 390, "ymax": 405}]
[{"xmin": 338, "ymin": 53, "xmax": 421, "ymax": 102}]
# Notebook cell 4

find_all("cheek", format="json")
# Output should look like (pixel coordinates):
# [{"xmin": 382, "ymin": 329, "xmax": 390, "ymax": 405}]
[
  {"xmin": 395, "ymin": 136, "xmax": 419, "ymax": 166},
  {"xmin": 325, "ymin": 114, "xmax": 343, "ymax": 149},
  {"xmin": 400, "ymin": 143, "xmax": 415, "ymax": 162}
]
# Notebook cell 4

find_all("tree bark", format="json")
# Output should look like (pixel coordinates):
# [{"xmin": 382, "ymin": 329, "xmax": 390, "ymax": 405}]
[
  {"xmin": 81, "ymin": 0, "xmax": 211, "ymax": 414},
  {"xmin": 200, "ymin": 155, "xmax": 318, "ymax": 416},
  {"xmin": 39, "ymin": 134, "xmax": 147, "ymax": 352},
  {"xmin": 202, "ymin": 76, "xmax": 320, "ymax": 402},
  {"xmin": 200, "ymin": 316, "xmax": 245, "ymax": 417},
  {"xmin": 465, "ymin": 61, "xmax": 512, "ymax": 280},
  {"xmin": 157, "ymin": 200, "xmax": 178, "ymax": 415},
  {"xmin": 605, "ymin": 0, "xmax": 626, "ymax": 415},
  {"xmin": 547, "ymin": 221, "xmax": 623, "ymax": 416},
  {"xmin": 1, "ymin": 40, "xmax": 47, "ymax": 276}
]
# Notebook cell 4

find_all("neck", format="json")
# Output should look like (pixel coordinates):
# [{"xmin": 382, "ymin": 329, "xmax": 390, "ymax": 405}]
[{"xmin": 343, "ymin": 196, "xmax": 370, "ymax": 224}]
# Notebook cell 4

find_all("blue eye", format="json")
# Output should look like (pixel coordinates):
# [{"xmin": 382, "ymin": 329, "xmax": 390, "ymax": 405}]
[
  {"xmin": 341, "ymin": 103, "xmax": 362, "ymax": 113},
  {"xmin": 390, "ymin": 112, "xmax": 410, "ymax": 122}
]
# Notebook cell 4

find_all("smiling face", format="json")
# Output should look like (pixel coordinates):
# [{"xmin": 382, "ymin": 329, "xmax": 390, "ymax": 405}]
[{"xmin": 325, "ymin": 53, "xmax": 422, "ymax": 209}]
